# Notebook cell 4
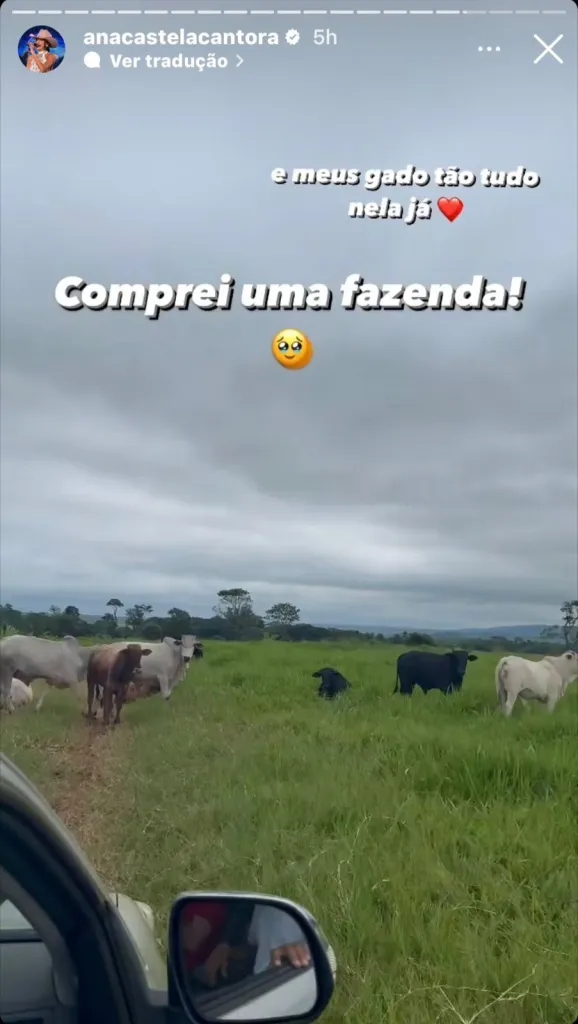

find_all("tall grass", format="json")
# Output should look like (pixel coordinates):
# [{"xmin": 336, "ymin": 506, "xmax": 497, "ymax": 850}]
[{"xmin": 2, "ymin": 641, "xmax": 577, "ymax": 1023}]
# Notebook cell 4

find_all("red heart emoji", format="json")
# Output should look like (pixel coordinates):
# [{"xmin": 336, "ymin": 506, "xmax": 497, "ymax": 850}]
[{"xmin": 437, "ymin": 197, "xmax": 464, "ymax": 222}]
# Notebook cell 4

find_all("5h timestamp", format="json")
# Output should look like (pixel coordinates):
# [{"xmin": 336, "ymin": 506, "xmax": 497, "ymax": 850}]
[{"xmin": 313, "ymin": 28, "xmax": 337, "ymax": 45}]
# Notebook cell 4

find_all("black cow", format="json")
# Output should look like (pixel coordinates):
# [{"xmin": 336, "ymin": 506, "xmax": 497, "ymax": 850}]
[
  {"xmin": 393, "ymin": 649, "xmax": 478, "ymax": 696},
  {"xmin": 312, "ymin": 667, "xmax": 351, "ymax": 700},
  {"xmin": 192, "ymin": 643, "xmax": 204, "ymax": 659}
]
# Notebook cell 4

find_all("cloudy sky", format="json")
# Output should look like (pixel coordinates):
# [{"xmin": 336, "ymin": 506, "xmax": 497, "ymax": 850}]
[{"xmin": 1, "ymin": 2, "xmax": 576, "ymax": 629}]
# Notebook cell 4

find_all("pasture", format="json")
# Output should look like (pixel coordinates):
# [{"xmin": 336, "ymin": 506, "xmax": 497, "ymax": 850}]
[{"xmin": 2, "ymin": 641, "xmax": 577, "ymax": 1023}]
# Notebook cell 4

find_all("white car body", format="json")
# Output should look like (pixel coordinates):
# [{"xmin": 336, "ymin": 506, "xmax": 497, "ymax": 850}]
[{"xmin": 0, "ymin": 754, "xmax": 336, "ymax": 1023}]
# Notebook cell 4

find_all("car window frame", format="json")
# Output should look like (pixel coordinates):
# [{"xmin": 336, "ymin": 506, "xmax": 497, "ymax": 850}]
[
  {"xmin": 192, "ymin": 962, "xmax": 319, "ymax": 1020},
  {"xmin": 0, "ymin": 867, "xmax": 78, "ymax": 1009},
  {"xmin": 0, "ymin": 802, "xmax": 170, "ymax": 1024}
]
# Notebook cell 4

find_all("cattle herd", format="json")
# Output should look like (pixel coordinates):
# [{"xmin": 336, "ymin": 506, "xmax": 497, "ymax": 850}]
[
  {"xmin": 0, "ymin": 633, "xmax": 204, "ymax": 722},
  {"xmin": 0, "ymin": 633, "xmax": 577, "ymax": 722}
]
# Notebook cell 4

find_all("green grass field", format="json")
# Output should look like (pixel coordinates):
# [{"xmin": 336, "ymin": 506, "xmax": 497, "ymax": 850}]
[{"xmin": 2, "ymin": 642, "xmax": 577, "ymax": 1023}]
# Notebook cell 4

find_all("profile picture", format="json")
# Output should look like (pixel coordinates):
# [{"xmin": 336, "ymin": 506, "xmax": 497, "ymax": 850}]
[{"xmin": 18, "ymin": 25, "xmax": 65, "ymax": 74}]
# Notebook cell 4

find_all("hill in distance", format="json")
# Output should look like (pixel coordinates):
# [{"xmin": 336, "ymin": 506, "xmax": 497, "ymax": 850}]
[{"xmin": 323, "ymin": 623, "xmax": 554, "ymax": 640}]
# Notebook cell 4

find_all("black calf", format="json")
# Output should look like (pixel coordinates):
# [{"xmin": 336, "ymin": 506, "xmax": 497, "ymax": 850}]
[{"xmin": 312, "ymin": 667, "xmax": 351, "ymax": 700}]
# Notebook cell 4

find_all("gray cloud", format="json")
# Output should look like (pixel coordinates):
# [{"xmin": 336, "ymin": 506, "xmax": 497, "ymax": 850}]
[{"xmin": 0, "ymin": 7, "xmax": 576, "ymax": 628}]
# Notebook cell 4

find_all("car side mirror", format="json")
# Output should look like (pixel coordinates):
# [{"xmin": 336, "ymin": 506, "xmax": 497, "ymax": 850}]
[{"xmin": 168, "ymin": 892, "xmax": 335, "ymax": 1023}]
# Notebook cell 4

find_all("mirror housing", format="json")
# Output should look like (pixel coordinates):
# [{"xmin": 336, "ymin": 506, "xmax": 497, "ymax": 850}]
[{"xmin": 168, "ymin": 892, "xmax": 335, "ymax": 1024}]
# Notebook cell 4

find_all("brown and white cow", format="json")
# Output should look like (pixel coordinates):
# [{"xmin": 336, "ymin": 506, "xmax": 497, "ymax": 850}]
[{"xmin": 86, "ymin": 643, "xmax": 151, "ymax": 727}]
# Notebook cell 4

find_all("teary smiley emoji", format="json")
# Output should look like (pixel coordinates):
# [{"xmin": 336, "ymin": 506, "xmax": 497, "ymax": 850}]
[{"xmin": 271, "ymin": 329, "xmax": 314, "ymax": 370}]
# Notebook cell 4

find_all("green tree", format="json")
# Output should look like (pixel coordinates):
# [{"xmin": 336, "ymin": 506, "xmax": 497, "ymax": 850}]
[
  {"xmin": 214, "ymin": 588, "xmax": 254, "ymax": 619},
  {"xmin": 49, "ymin": 605, "xmax": 61, "ymax": 616},
  {"xmin": 539, "ymin": 625, "xmax": 561, "ymax": 643},
  {"xmin": 265, "ymin": 602, "xmax": 300, "ymax": 626},
  {"xmin": 142, "ymin": 621, "xmax": 162, "ymax": 642},
  {"xmin": 560, "ymin": 600, "xmax": 578, "ymax": 647},
  {"xmin": 92, "ymin": 613, "xmax": 116, "ymax": 638},
  {"xmin": 125, "ymin": 604, "xmax": 153, "ymax": 631},
  {"xmin": 106, "ymin": 597, "xmax": 124, "ymax": 623},
  {"xmin": 407, "ymin": 631, "xmax": 434, "ymax": 646},
  {"xmin": 0, "ymin": 604, "xmax": 23, "ymax": 633},
  {"xmin": 213, "ymin": 589, "xmax": 265, "ymax": 640},
  {"xmin": 64, "ymin": 605, "xmax": 80, "ymax": 618},
  {"xmin": 166, "ymin": 607, "xmax": 193, "ymax": 636}
]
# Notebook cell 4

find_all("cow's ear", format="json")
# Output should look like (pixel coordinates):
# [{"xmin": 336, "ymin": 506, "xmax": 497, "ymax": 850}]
[
  {"xmin": 468, "ymin": 654, "xmax": 478, "ymax": 661},
  {"xmin": 141, "ymin": 649, "xmax": 153, "ymax": 656}
]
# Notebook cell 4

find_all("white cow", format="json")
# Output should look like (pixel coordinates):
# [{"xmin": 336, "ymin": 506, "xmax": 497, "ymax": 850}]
[
  {"xmin": 103, "ymin": 635, "xmax": 200, "ymax": 701},
  {"xmin": 495, "ymin": 651, "xmax": 578, "ymax": 716},
  {"xmin": 0, "ymin": 634, "xmax": 93, "ymax": 713},
  {"xmin": 10, "ymin": 678, "xmax": 34, "ymax": 709}
]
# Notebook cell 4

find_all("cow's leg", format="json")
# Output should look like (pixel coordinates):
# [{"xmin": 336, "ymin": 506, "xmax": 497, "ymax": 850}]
[
  {"xmin": 114, "ymin": 687, "xmax": 127, "ymax": 725},
  {"xmin": 102, "ymin": 688, "xmax": 113, "ymax": 727},
  {"xmin": 86, "ymin": 677, "xmax": 96, "ymax": 718},
  {"xmin": 0, "ymin": 670, "xmax": 15, "ymax": 713},
  {"xmin": 501, "ymin": 693, "xmax": 516, "ymax": 717},
  {"xmin": 69, "ymin": 678, "xmax": 83, "ymax": 701},
  {"xmin": 159, "ymin": 674, "xmax": 172, "ymax": 700},
  {"xmin": 545, "ymin": 695, "xmax": 558, "ymax": 713},
  {"xmin": 35, "ymin": 691, "xmax": 47, "ymax": 712}
]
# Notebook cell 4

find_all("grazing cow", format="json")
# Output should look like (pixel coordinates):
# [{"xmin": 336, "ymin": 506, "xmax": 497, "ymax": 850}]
[
  {"xmin": 312, "ymin": 667, "xmax": 351, "ymax": 700},
  {"xmin": 394, "ymin": 649, "xmax": 478, "ymax": 696},
  {"xmin": 98, "ymin": 635, "xmax": 201, "ymax": 704},
  {"xmin": 10, "ymin": 678, "xmax": 34, "ymax": 709},
  {"xmin": 0, "ymin": 634, "xmax": 93, "ymax": 713},
  {"xmin": 192, "ymin": 642, "xmax": 204, "ymax": 660},
  {"xmin": 87, "ymin": 643, "xmax": 152, "ymax": 727},
  {"xmin": 495, "ymin": 650, "xmax": 578, "ymax": 716}
]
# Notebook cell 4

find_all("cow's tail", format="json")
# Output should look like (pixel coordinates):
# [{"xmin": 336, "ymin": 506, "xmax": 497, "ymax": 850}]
[
  {"xmin": 393, "ymin": 670, "xmax": 400, "ymax": 694},
  {"xmin": 496, "ymin": 660, "xmax": 508, "ymax": 709}
]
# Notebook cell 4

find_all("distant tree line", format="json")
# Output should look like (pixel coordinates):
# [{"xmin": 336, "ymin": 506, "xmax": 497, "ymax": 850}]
[
  {"xmin": 0, "ymin": 590, "xmax": 576, "ymax": 653},
  {"xmin": 0, "ymin": 587, "xmax": 436, "ymax": 645},
  {"xmin": 0, "ymin": 589, "xmax": 395, "ymax": 645}
]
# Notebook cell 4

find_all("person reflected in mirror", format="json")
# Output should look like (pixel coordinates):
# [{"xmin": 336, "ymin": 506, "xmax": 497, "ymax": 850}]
[
  {"xmin": 248, "ymin": 903, "xmax": 312, "ymax": 974},
  {"xmin": 181, "ymin": 899, "xmax": 228, "ymax": 974},
  {"xmin": 181, "ymin": 901, "xmax": 312, "ymax": 995},
  {"xmin": 181, "ymin": 900, "xmax": 255, "ymax": 991}
]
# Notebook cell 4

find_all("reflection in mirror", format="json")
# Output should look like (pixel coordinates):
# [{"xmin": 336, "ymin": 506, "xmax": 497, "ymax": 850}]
[{"xmin": 176, "ymin": 898, "xmax": 318, "ymax": 1022}]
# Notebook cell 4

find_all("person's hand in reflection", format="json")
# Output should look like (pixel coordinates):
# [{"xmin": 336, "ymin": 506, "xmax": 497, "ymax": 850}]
[
  {"xmin": 186, "ymin": 901, "xmax": 256, "ymax": 989},
  {"xmin": 270, "ymin": 941, "xmax": 311, "ymax": 969},
  {"xmin": 248, "ymin": 904, "xmax": 312, "ymax": 975},
  {"xmin": 202, "ymin": 941, "xmax": 232, "ymax": 985}
]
